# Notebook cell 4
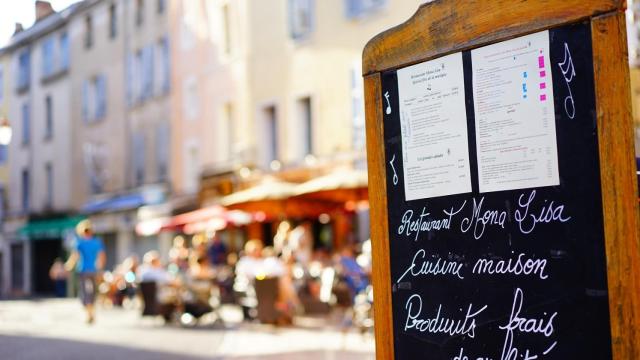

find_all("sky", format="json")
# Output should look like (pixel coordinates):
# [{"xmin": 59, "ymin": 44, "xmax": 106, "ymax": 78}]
[{"xmin": 0, "ymin": 0, "xmax": 78, "ymax": 47}]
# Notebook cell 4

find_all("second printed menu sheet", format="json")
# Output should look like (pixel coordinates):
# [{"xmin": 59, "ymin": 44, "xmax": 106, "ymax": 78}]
[{"xmin": 471, "ymin": 30, "xmax": 560, "ymax": 193}]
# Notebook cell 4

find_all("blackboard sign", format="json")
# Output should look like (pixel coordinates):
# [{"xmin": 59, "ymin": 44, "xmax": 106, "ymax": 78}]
[{"xmin": 379, "ymin": 22, "xmax": 612, "ymax": 359}]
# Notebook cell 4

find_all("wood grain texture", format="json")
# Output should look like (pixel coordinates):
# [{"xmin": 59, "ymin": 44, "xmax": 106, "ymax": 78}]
[
  {"xmin": 592, "ymin": 11, "xmax": 640, "ymax": 359},
  {"xmin": 364, "ymin": 72, "xmax": 394, "ymax": 360},
  {"xmin": 362, "ymin": 0, "xmax": 625, "ymax": 76}
]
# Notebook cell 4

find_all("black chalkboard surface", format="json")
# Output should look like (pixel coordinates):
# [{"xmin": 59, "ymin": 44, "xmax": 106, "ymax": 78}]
[{"xmin": 380, "ymin": 21, "xmax": 612, "ymax": 359}]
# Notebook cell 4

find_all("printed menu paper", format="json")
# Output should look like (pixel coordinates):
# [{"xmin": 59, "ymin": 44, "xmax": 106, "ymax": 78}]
[
  {"xmin": 397, "ymin": 52, "xmax": 472, "ymax": 201},
  {"xmin": 471, "ymin": 30, "xmax": 559, "ymax": 193}
]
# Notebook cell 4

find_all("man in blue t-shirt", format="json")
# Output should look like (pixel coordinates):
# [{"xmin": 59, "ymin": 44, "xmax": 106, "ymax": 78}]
[{"xmin": 65, "ymin": 220, "xmax": 105, "ymax": 324}]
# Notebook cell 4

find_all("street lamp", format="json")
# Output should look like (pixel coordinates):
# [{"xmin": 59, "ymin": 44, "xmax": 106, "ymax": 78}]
[{"xmin": 0, "ymin": 118, "xmax": 12, "ymax": 146}]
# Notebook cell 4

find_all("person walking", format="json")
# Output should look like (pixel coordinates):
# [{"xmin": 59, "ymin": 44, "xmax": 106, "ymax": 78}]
[{"xmin": 65, "ymin": 220, "xmax": 106, "ymax": 324}]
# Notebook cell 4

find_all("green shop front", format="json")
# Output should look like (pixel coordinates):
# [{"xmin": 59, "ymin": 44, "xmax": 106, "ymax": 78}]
[{"xmin": 19, "ymin": 216, "xmax": 84, "ymax": 295}]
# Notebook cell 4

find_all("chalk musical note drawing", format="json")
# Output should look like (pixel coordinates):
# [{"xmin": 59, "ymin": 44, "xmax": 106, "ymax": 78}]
[
  {"xmin": 390, "ymin": 154, "xmax": 399, "ymax": 185},
  {"xmin": 384, "ymin": 91, "xmax": 392, "ymax": 115},
  {"xmin": 558, "ymin": 43, "xmax": 576, "ymax": 119}
]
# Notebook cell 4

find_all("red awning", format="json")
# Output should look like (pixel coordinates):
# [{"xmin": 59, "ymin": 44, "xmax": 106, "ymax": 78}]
[{"xmin": 159, "ymin": 205, "xmax": 253, "ymax": 234}]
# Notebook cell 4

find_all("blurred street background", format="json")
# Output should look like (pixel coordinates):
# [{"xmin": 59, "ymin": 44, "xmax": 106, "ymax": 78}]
[
  {"xmin": 1, "ymin": 0, "xmax": 640, "ymax": 359},
  {"xmin": 0, "ymin": 0, "xmax": 424, "ymax": 359}
]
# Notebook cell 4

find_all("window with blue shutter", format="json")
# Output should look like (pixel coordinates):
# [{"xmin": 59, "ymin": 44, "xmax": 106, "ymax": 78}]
[
  {"xmin": 146, "ymin": 45, "xmax": 154, "ymax": 99},
  {"xmin": 350, "ymin": 64, "xmax": 365, "ymax": 150},
  {"xmin": 160, "ymin": 37, "xmax": 170, "ymax": 93},
  {"xmin": 0, "ymin": 145, "xmax": 8, "ymax": 164},
  {"xmin": 345, "ymin": 0, "xmax": 387, "ymax": 19},
  {"xmin": 156, "ymin": 122, "xmax": 170, "ymax": 182},
  {"xmin": 136, "ymin": 49, "xmax": 143, "ymax": 103},
  {"xmin": 95, "ymin": 75, "xmax": 107, "ymax": 119},
  {"xmin": 21, "ymin": 168, "xmax": 29, "ymax": 212},
  {"xmin": 126, "ymin": 52, "xmax": 134, "ymax": 107},
  {"xmin": 140, "ymin": 49, "xmax": 147, "ymax": 101},
  {"xmin": 82, "ymin": 80, "xmax": 90, "ymax": 122},
  {"xmin": 41, "ymin": 37, "xmax": 55, "ymax": 78},
  {"xmin": 17, "ymin": 49, "xmax": 31, "ymax": 90},
  {"xmin": 345, "ymin": 0, "xmax": 362, "ymax": 18},
  {"xmin": 21, "ymin": 103, "xmax": 30, "ymax": 145},
  {"xmin": 133, "ymin": 133, "xmax": 146, "ymax": 186},
  {"xmin": 45, "ymin": 163, "xmax": 53, "ymax": 208},
  {"xmin": 289, "ymin": 0, "xmax": 314, "ymax": 40},
  {"xmin": 45, "ymin": 95, "xmax": 53, "ymax": 139},
  {"xmin": 60, "ymin": 32, "xmax": 69, "ymax": 71},
  {"xmin": 0, "ymin": 65, "xmax": 3, "ymax": 102}
]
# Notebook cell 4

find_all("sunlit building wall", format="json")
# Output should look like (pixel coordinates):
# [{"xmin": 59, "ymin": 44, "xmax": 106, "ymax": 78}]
[
  {"xmin": 168, "ymin": 0, "xmax": 251, "ymax": 197},
  {"xmin": 246, "ymin": 0, "xmax": 421, "ymax": 169},
  {"xmin": 169, "ymin": 0, "xmax": 423, "ymax": 196}
]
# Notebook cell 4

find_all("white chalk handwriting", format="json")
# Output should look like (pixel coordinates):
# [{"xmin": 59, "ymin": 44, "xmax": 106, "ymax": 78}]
[
  {"xmin": 472, "ymin": 253, "xmax": 549, "ymax": 280},
  {"xmin": 558, "ymin": 42, "xmax": 576, "ymax": 119},
  {"xmin": 460, "ymin": 197, "xmax": 507, "ymax": 240},
  {"xmin": 397, "ymin": 249, "xmax": 465, "ymax": 283},
  {"xmin": 499, "ymin": 288, "xmax": 558, "ymax": 360},
  {"xmin": 384, "ymin": 91, "xmax": 392, "ymax": 115},
  {"xmin": 390, "ymin": 153, "xmax": 399, "ymax": 185},
  {"xmin": 404, "ymin": 294, "xmax": 488, "ymax": 339},
  {"xmin": 514, "ymin": 190, "xmax": 571, "ymax": 235},
  {"xmin": 397, "ymin": 202, "xmax": 466, "ymax": 241}
]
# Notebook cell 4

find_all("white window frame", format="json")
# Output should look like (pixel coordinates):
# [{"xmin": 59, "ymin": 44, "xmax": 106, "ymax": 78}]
[
  {"xmin": 350, "ymin": 62, "xmax": 365, "ymax": 150},
  {"xmin": 0, "ymin": 64, "xmax": 4, "ymax": 103},
  {"xmin": 289, "ymin": 0, "xmax": 315, "ymax": 40},
  {"xmin": 258, "ymin": 101, "xmax": 279, "ymax": 169},
  {"xmin": 41, "ymin": 36, "xmax": 56, "ymax": 78},
  {"xmin": 345, "ymin": 0, "xmax": 387, "ymax": 19}
]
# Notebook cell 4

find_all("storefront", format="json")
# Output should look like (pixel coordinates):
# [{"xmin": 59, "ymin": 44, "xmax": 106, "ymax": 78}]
[
  {"xmin": 2, "ymin": 217, "xmax": 25, "ymax": 297},
  {"xmin": 18, "ymin": 216, "xmax": 84, "ymax": 295},
  {"xmin": 216, "ymin": 169, "xmax": 370, "ymax": 252},
  {"xmin": 148, "ymin": 205, "xmax": 253, "ymax": 254}
]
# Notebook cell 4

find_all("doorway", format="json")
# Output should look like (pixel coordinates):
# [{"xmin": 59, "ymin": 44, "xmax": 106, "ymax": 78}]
[
  {"xmin": 31, "ymin": 239, "xmax": 63, "ymax": 295},
  {"xmin": 11, "ymin": 243, "xmax": 24, "ymax": 293},
  {"xmin": 100, "ymin": 232, "xmax": 117, "ymax": 271}
]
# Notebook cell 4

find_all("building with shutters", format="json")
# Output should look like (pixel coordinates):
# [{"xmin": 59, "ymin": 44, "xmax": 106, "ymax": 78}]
[
  {"xmin": 0, "ymin": 42, "xmax": 12, "ymax": 296},
  {"xmin": 166, "ymin": 0, "xmax": 423, "ymax": 251},
  {"xmin": 0, "ymin": 0, "xmax": 173, "ymax": 296},
  {"xmin": 0, "ymin": 0, "xmax": 426, "ymax": 296},
  {"xmin": 2, "ymin": 1, "xmax": 77, "ymax": 296},
  {"xmin": 69, "ymin": 0, "xmax": 172, "ymax": 271}
]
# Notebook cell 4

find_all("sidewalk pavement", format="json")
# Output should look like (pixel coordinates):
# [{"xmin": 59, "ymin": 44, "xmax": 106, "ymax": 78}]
[{"xmin": 0, "ymin": 298, "xmax": 375, "ymax": 360}]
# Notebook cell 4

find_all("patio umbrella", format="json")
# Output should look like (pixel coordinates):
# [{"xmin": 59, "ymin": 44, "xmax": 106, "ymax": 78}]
[{"xmin": 292, "ymin": 168, "xmax": 369, "ymax": 203}]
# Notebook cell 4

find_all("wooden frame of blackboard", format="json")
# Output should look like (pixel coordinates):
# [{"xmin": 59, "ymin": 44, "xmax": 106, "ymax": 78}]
[{"xmin": 362, "ymin": 1, "xmax": 640, "ymax": 359}]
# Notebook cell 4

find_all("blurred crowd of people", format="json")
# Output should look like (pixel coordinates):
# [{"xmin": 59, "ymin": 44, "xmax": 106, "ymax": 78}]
[{"xmin": 52, "ymin": 220, "xmax": 373, "ymax": 329}]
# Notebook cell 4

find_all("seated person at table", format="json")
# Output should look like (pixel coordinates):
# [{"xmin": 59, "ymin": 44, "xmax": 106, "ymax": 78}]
[
  {"xmin": 207, "ymin": 235, "xmax": 228, "ymax": 266},
  {"xmin": 236, "ymin": 239, "xmax": 265, "ymax": 280},
  {"xmin": 184, "ymin": 255, "xmax": 215, "ymax": 318},
  {"xmin": 138, "ymin": 251, "xmax": 180, "ymax": 308},
  {"xmin": 335, "ymin": 246, "xmax": 368, "ymax": 298}
]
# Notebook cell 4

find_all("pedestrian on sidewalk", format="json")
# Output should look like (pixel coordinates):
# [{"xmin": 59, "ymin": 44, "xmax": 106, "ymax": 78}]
[{"xmin": 65, "ymin": 219, "xmax": 106, "ymax": 324}]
